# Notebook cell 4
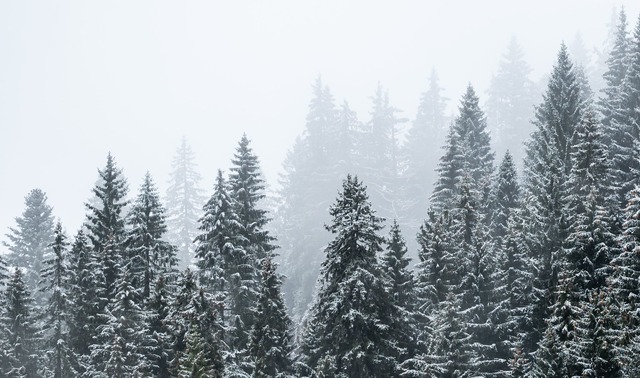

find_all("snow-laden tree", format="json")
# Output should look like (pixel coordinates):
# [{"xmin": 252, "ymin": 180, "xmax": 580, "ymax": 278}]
[
  {"xmin": 85, "ymin": 153, "xmax": 129, "ymax": 305},
  {"xmin": 301, "ymin": 175, "xmax": 399, "ymax": 377},
  {"xmin": 67, "ymin": 229, "xmax": 101, "ymax": 363},
  {"xmin": 431, "ymin": 85, "xmax": 494, "ymax": 211},
  {"xmin": 523, "ymin": 43, "xmax": 585, "ymax": 348},
  {"xmin": 0, "ymin": 268, "xmax": 40, "ymax": 378},
  {"xmin": 39, "ymin": 222, "xmax": 77, "ymax": 378},
  {"xmin": 88, "ymin": 265, "xmax": 151, "ymax": 377},
  {"xmin": 3, "ymin": 188, "xmax": 55, "ymax": 304},
  {"xmin": 127, "ymin": 172, "xmax": 178, "ymax": 300},
  {"xmin": 249, "ymin": 255, "xmax": 293, "ymax": 378},
  {"xmin": 166, "ymin": 137, "xmax": 206, "ymax": 269}
]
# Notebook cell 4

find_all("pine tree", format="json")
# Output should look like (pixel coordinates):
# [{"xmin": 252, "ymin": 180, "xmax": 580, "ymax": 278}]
[
  {"xmin": 599, "ymin": 9, "xmax": 629, "ymax": 206},
  {"xmin": 85, "ymin": 153, "xmax": 129, "ymax": 304},
  {"xmin": 486, "ymin": 37, "xmax": 535, "ymax": 166},
  {"xmin": 39, "ymin": 222, "xmax": 77, "ymax": 378},
  {"xmin": 523, "ymin": 43, "xmax": 584, "ymax": 348},
  {"xmin": 301, "ymin": 175, "xmax": 399, "ymax": 377},
  {"xmin": 609, "ymin": 186, "xmax": 640, "ymax": 369},
  {"xmin": 194, "ymin": 170, "xmax": 245, "ymax": 306},
  {"xmin": 1, "ymin": 269, "xmax": 40, "ymax": 378},
  {"xmin": 489, "ymin": 151, "xmax": 520, "ymax": 244},
  {"xmin": 382, "ymin": 220, "xmax": 418, "ymax": 364},
  {"xmin": 127, "ymin": 172, "xmax": 178, "ymax": 300},
  {"xmin": 431, "ymin": 85, "xmax": 494, "ymax": 211},
  {"xmin": 229, "ymin": 134, "xmax": 276, "ymax": 265},
  {"xmin": 3, "ymin": 188, "xmax": 55, "ymax": 304},
  {"xmin": 89, "ymin": 265, "xmax": 150, "ymax": 377},
  {"xmin": 249, "ymin": 255, "xmax": 293, "ymax": 378},
  {"xmin": 177, "ymin": 323, "xmax": 221, "ymax": 378},
  {"xmin": 146, "ymin": 275, "xmax": 174, "ymax": 378},
  {"xmin": 614, "ymin": 14, "xmax": 640, "ymax": 201},
  {"xmin": 166, "ymin": 137, "xmax": 206, "ymax": 269},
  {"xmin": 67, "ymin": 229, "xmax": 101, "ymax": 361}
]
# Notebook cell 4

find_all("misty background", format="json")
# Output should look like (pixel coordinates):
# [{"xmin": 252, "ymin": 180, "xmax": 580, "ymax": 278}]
[{"xmin": 2, "ymin": 0, "xmax": 639, "ymax": 240}]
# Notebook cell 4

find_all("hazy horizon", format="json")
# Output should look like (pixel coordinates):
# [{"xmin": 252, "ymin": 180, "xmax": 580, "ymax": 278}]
[{"xmin": 2, "ymin": 1, "xmax": 639, "ymax": 237}]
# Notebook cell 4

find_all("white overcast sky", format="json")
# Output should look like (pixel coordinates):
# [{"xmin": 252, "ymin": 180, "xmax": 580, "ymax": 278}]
[{"xmin": 2, "ymin": 1, "xmax": 639, "ymax": 238}]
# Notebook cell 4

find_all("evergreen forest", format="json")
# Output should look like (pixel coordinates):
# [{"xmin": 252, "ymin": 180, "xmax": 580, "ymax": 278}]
[{"xmin": 4, "ymin": 8, "xmax": 640, "ymax": 378}]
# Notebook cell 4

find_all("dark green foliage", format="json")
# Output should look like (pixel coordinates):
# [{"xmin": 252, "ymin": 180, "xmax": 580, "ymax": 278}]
[
  {"xmin": 249, "ymin": 256, "xmax": 293, "ymax": 378},
  {"xmin": 127, "ymin": 172, "xmax": 178, "ymax": 299},
  {"xmin": 85, "ymin": 153, "xmax": 129, "ymax": 304},
  {"xmin": 39, "ymin": 222, "xmax": 77, "ymax": 378},
  {"xmin": 1, "ymin": 269, "xmax": 40, "ymax": 378},
  {"xmin": 432, "ymin": 85, "xmax": 494, "ymax": 211},
  {"xmin": 302, "ymin": 175, "xmax": 399, "ymax": 377}
]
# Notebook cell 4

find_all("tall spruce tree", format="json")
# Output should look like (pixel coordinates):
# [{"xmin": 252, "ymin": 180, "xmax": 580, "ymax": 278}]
[
  {"xmin": 249, "ymin": 255, "xmax": 293, "ymax": 378},
  {"xmin": 166, "ymin": 137, "xmax": 206, "ymax": 269},
  {"xmin": 431, "ymin": 85, "xmax": 494, "ymax": 211},
  {"xmin": 85, "ymin": 153, "xmax": 129, "ymax": 305},
  {"xmin": 382, "ymin": 220, "xmax": 418, "ymax": 364},
  {"xmin": 127, "ymin": 172, "xmax": 178, "ymax": 299},
  {"xmin": 89, "ymin": 265, "xmax": 151, "ymax": 377},
  {"xmin": 1, "ymin": 269, "xmax": 40, "ymax": 378},
  {"xmin": 3, "ymin": 188, "xmax": 55, "ymax": 304},
  {"xmin": 489, "ymin": 151, "xmax": 521, "ymax": 244},
  {"xmin": 301, "ymin": 175, "xmax": 399, "ymax": 377},
  {"xmin": 613, "ymin": 14, "xmax": 640, "ymax": 201},
  {"xmin": 67, "ymin": 229, "xmax": 101, "ymax": 363},
  {"xmin": 599, "ymin": 9, "xmax": 629, "ymax": 206},
  {"xmin": 39, "ymin": 222, "xmax": 77, "ymax": 378},
  {"xmin": 523, "ymin": 43, "xmax": 584, "ymax": 348}
]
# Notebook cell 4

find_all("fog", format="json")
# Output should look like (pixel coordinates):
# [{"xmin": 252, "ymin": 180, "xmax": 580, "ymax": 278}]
[{"xmin": 1, "ymin": 0, "xmax": 639, "ymax": 238}]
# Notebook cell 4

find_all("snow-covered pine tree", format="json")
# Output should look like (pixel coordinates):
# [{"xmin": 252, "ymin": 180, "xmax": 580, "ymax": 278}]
[
  {"xmin": 486, "ymin": 37, "xmax": 535, "ymax": 165},
  {"xmin": 489, "ymin": 151, "xmax": 520, "ymax": 245},
  {"xmin": 523, "ymin": 43, "xmax": 584, "ymax": 348},
  {"xmin": 401, "ymin": 69, "xmax": 447, "ymax": 232},
  {"xmin": 3, "ymin": 188, "xmax": 55, "ymax": 304},
  {"xmin": 85, "ymin": 153, "xmax": 129, "ymax": 305},
  {"xmin": 450, "ymin": 176, "xmax": 505, "ymax": 376},
  {"xmin": 431, "ymin": 85, "xmax": 494, "ymax": 211},
  {"xmin": 89, "ymin": 264, "xmax": 151, "ymax": 377},
  {"xmin": 529, "ymin": 326, "xmax": 568, "ymax": 378},
  {"xmin": 67, "ymin": 229, "xmax": 101, "ymax": 367},
  {"xmin": 145, "ymin": 275, "xmax": 174, "ymax": 378},
  {"xmin": 571, "ymin": 288, "xmax": 623, "ymax": 378},
  {"xmin": 177, "ymin": 322, "xmax": 223, "ymax": 378},
  {"xmin": 194, "ymin": 170, "xmax": 245, "ymax": 311},
  {"xmin": 39, "ymin": 222, "xmax": 77, "ymax": 378},
  {"xmin": 599, "ymin": 8, "xmax": 630, "ymax": 206},
  {"xmin": 166, "ymin": 137, "xmax": 206, "ymax": 269},
  {"xmin": 382, "ymin": 220, "xmax": 418, "ymax": 364},
  {"xmin": 301, "ymin": 175, "xmax": 399, "ymax": 377},
  {"xmin": 609, "ymin": 185, "xmax": 640, "ymax": 370},
  {"xmin": 249, "ymin": 255, "xmax": 293, "ymax": 378},
  {"xmin": 229, "ymin": 134, "xmax": 276, "ymax": 265},
  {"xmin": 564, "ymin": 109, "xmax": 617, "ymax": 293},
  {"xmin": 613, "ymin": 14, "xmax": 640, "ymax": 201},
  {"xmin": 1, "ymin": 268, "xmax": 40, "ymax": 378},
  {"xmin": 127, "ymin": 172, "xmax": 178, "ymax": 300}
]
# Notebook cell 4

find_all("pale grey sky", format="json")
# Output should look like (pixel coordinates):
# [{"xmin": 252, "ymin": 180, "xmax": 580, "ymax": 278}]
[{"xmin": 1, "ymin": 1, "xmax": 639, "ymax": 237}]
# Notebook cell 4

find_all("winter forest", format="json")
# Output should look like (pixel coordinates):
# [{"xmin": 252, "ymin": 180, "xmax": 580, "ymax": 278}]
[{"xmin": 3, "ymin": 3, "xmax": 640, "ymax": 378}]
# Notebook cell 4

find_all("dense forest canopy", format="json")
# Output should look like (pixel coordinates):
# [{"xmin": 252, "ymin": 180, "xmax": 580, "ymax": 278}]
[{"xmin": 3, "ymin": 3, "xmax": 640, "ymax": 377}]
